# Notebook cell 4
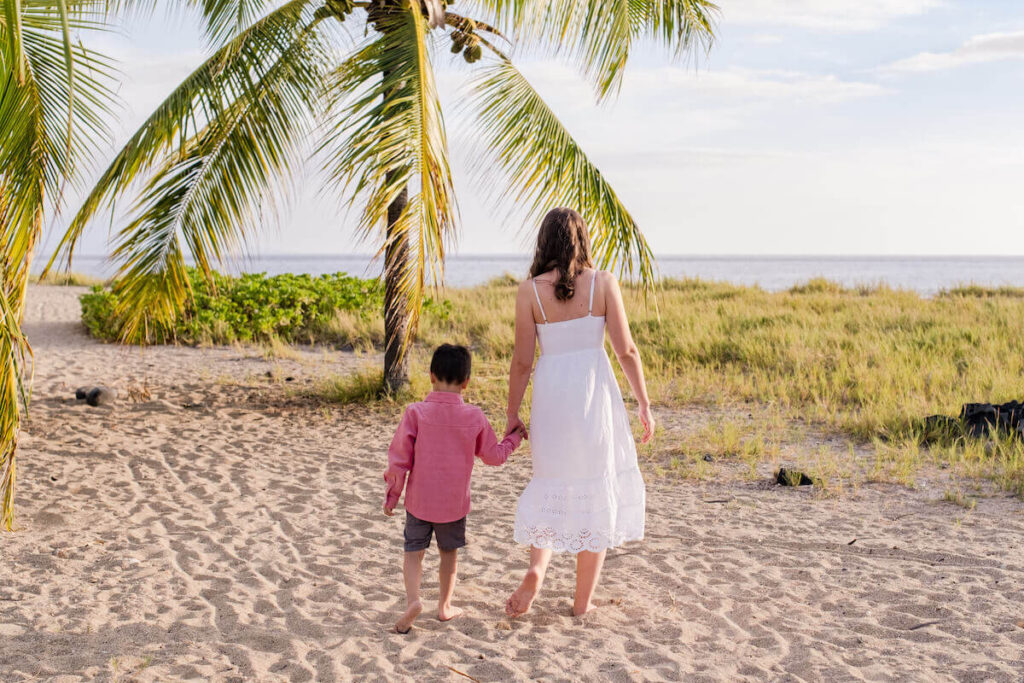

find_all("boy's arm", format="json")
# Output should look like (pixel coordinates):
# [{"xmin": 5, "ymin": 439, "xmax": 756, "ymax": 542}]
[
  {"xmin": 384, "ymin": 408, "xmax": 417, "ymax": 511},
  {"xmin": 475, "ymin": 410, "xmax": 523, "ymax": 466}
]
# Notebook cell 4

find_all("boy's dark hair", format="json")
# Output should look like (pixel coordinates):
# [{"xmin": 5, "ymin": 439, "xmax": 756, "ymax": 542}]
[{"xmin": 430, "ymin": 344, "xmax": 472, "ymax": 384}]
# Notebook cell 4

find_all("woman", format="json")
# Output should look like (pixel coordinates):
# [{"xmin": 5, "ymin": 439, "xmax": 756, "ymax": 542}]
[{"xmin": 504, "ymin": 207, "xmax": 654, "ymax": 618}]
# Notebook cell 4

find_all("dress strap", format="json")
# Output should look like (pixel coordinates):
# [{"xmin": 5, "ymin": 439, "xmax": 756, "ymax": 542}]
[
  {"xmin": 587, "ymin": 271, "xmax": 597, "ymax": 315},
  {"xmin": 531, "ymin": 278, "xmax": 548, "ymax": 323}
]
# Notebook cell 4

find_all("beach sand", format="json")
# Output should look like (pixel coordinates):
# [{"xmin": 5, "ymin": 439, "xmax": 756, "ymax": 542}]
[{"xmin": 2, "ymin": 284, "xmax": 1023, "ymax": 681}]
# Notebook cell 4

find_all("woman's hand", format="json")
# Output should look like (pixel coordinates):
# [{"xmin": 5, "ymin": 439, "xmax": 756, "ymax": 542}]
[
  {"xmin": 638, "ymin": 404, "xmax": 655, "ymax": 444},
  {"xmin": 506, "ymin": 413, "xmax": 529, "ymax": 440}
]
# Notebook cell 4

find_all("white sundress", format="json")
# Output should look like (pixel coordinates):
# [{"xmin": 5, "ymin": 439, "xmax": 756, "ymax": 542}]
[{"xmin": 512, "ymin": 273, "xmax": 646, "ymax": 553}]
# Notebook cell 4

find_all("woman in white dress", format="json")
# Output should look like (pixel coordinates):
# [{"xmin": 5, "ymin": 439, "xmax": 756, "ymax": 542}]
[{"xmin": 504, "ymin": 207, "xmax": 654, "ymax": 618}]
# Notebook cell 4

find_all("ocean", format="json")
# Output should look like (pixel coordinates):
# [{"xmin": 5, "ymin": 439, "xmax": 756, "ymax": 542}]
[{"xmin": 56, "ymin": 254, "xmax": 1024, "ymax": 296}]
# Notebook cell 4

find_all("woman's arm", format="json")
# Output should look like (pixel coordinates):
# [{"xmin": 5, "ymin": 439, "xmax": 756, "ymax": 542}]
[
  {"xmin": 505, "ymin": 281, "xmax": 538, "ymax": 436},
  {"xmin": 604, "ymin": 273, "xmax": 655, "ymax": 443}
]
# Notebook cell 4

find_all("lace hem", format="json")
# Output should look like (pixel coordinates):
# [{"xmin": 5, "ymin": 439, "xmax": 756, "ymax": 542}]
[{"xmin": 513, "ymin": 523, "xmax": 644, "ymax": 553}]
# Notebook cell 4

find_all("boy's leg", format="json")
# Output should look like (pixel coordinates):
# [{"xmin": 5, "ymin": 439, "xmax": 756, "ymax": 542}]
[
  {"xmin": 437, "ymin": 549, "xmax": 461, "ymax": 621},
  {"xmin": 396, "ymin": 550, "xmax": 425, "ymax": 633},
  {"xmin": 397, "ymin": 512, "xmax": 432, "ymax": 633},
  {"xmin": 572, "ymin": 549, "xmax": 607, "ymax": 616},
  {"xmin": 435, "ymin": 516, "xmax": 467, "ymax": 622},
  {"xmin": 505, "ymin": 546, "xmax": 553, "ymax": 617}
]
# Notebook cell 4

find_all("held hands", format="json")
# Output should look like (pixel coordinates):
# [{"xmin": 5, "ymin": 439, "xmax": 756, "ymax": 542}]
[
  {"xmin": 505, "ymin": 413, "xmax": 529, "ymax": 440},
  {"xmin": 638, "ymin": 403, "xmax": 655, "ymax": 444}
]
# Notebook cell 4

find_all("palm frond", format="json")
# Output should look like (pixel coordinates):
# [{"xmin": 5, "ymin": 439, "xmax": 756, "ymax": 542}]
[
  {"xmin": 465, "ymin": 0, "xmax": 717, "ymax": 99},
  {"xmin": 322, "ymin": 0, "xmax": 456, "ymax": 345},
  {"xmin": 43, "ymin": 0, "xmax": 322, "ymax": 275},
  {"xmin": 0, "ymin": 0, "xmax": 115, "ymax": 529},
  {"xmin": 1, "ymin": 6, "xmax": 116, "ymax": 223},
  {"xmin": 0, "ymin": 274, "xmax": 34, "ymax": 531},
  {"xmin": 1, "ymin": 0, "xmax": 117, "ymax": 269},
  {"xmin": 195, "ymin": 0, "xmax": 281, "ymax": 46},
  {"xmin": 467, "ymin": 58, "xmax": 656, "ymax": 291},
  {"xmin": 2, "ymin": 0, "xmax": 28, "ymax": 83},
  {"xmin": 0, "ymin": 176, "xmax": 36, "ymax": 531},
  {"xmin": 102, "ymin": 7, "xmax": 330, "ymax": 342}
]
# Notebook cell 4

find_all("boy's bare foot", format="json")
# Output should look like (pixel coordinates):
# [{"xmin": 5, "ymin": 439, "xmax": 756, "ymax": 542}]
[
  {"xmin": 505, "ymin": 570, "xmax": 542, "ymax": 617},
  {"xmin": 395, "ymin": 599, "xmax": 422, "ymax": 634},
  {"xmin": 438, "ymin": 605, "xmax": 464, "ymax": 622}
]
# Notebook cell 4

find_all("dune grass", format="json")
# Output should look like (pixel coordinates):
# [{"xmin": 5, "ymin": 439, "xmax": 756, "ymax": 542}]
[
  {"xmin": 31, "ymin": 271, "xmax": 105, "ymax": 287},
  {"xmin": 402, "ymin": 277, "xmax": 1024, "ymax": 437},
  {"xmin": 940, "ymin": 284, "xmax": 1024, "ymax": 298},
  {"xmin": 326, "ymin": 276, "xmax": 1024, "ymax": 495}
]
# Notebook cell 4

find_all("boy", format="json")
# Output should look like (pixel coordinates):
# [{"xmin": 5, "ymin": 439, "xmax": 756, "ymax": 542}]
[{"xmin": 383, "ymin": 344, "xmax": 525, "ymax": 634}]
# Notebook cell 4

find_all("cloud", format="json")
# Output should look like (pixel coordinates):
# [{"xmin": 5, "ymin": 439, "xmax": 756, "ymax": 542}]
[
  {"xmin": 516, "ymin": 61, "xmax": 886, "ymax": 107},
  {"xmin": 625, "ymin": 67, "xmax": 888, "ymax": 105},
  {"xmin": 723, "ymin": 0, "xmax": 941, "ymax": 31},
  {"xmin": 882, "ymin": 30, "xmax": 1024, "ymax": 73}
]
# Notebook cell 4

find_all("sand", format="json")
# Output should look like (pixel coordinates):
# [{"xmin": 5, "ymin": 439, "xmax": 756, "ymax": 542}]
[{"xmin": 2, "ymin": 284, "xmax": 1023, "ymax": 682}]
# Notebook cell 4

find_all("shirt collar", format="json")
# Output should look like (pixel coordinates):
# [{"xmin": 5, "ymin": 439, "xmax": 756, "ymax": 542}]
[{"xmin": 425, "ymin": 391, "xmax": 464, "ymax": 405}]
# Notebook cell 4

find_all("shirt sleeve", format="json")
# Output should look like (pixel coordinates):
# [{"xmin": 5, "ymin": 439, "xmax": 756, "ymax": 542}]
[
  {"xmin": 475, "ymin": 410, "xmax": 522, "ymax": 466},
  {"xmin": 384, "ymin": 407, "xmax": 417, "ymax": 509}
]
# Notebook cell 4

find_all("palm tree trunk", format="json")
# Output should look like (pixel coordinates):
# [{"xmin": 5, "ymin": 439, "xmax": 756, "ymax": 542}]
[
  {"xmin": 383, "ymin": 179, "xmax": 410, "ymax": 393},
  {"xmin": 376, "ymin": 12, "xmax": 413, "ymax": 394}
]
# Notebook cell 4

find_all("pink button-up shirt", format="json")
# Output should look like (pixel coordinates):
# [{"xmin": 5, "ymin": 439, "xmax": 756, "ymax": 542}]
[{"xmin": 384, "ymin": 392, "xmax": 522, "ymax": 523}]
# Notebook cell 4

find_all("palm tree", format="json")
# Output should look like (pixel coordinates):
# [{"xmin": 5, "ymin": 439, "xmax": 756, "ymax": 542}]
[
  {"xmin": 1, "ymin": 0, "xmax": 116, "ymax": 528},
  {"xmin": 47, "ymin": 0, "xmax": 717, "ymax": 393}
]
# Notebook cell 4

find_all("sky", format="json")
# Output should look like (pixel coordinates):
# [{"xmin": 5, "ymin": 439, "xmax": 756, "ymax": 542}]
[{"xmin": 42, "ymin": 0, "xmax": 1024, "ymax": 260}]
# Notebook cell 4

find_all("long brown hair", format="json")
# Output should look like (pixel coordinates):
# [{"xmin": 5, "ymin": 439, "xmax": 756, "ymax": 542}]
[{"xmin": 528, "ymin": 208, "xmax": 593, "ymax": 301}]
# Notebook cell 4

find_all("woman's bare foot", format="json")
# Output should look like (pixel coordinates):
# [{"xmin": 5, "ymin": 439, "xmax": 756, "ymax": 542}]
[
  {"xmin": 438, "ymin": 605, "xmax": 464, "ymax": 622},
  {"xmin": 505, "ymin": 570, "xmax": 542, "ymax": 617},
  {"xmin": 395, "ymin": 599, "xmax": 422, "ymax": 634},
  {"xmin": 571, "ymin": 601, "xmax": 596, "ymax": 617}
]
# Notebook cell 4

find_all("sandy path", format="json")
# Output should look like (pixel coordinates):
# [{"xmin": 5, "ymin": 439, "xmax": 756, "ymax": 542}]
[{"xmin": 1, "ymin": 285, "xmax": 1022, "ymax": 681}]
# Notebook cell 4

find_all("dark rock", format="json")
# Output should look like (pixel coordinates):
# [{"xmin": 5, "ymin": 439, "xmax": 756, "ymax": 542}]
[
  {"xmin": 960, "ymin": 401, "xmax": 1024, "ymax": 438},
  {"xmin": 86, "ymin": 386, "xmax": 116, "ymax": 407},
  {"xmin": 776, "ymin": 467, "xmax": 814, "ymax": 486},
  {"xmin": 285, "ymin": 376, "xmax": 295, "ymax": 382},
  {"xmin": 961, "ymin": 403, "xmax": 998, "ymax": 437},
  {"xmin": 702, "ymin": 454, "xmax": 714, "ymax": 462},
  {"xmin": 75, "ymin": 387, "xmax": 89, "ymax": 400},
  {"xmin": 921, "ymin": 400, "xmax": 1024, "ymax": 443}
]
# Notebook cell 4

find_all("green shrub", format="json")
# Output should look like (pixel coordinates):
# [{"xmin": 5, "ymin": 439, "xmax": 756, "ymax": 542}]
[{"xmin": 80, "ymin": 268, "xmax": 387, "ymax": 345}]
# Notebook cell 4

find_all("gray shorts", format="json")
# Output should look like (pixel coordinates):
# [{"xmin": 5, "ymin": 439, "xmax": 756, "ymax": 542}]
[{"xmin": 404, "ymin": 512, "xmax": 467, "ymax": 552}]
